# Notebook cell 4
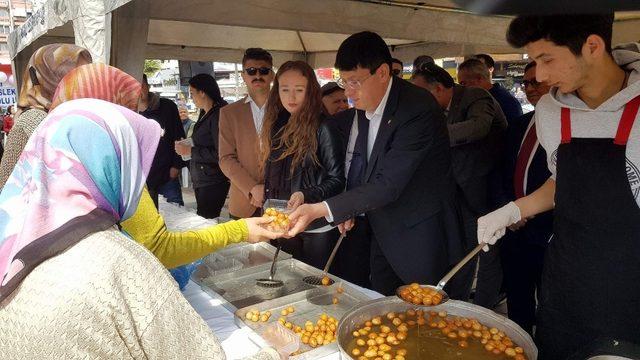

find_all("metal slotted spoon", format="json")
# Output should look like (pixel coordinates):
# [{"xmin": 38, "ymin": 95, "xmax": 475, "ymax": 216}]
[
  {"xmin": 256, "ymin": 242, "xmax": 284, "ymax": 288},
  {"xmin": 396, "ymin": 242, "xmax": 486, "ymax": 306},
  {"xmin": 303, "ymin": 232, "xmax": 346, "ymax": 286}
]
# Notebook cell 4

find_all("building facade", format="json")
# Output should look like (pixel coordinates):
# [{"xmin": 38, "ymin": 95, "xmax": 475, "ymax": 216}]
[{"xmin": 0, "ymin": 0, "xmax": 38, "ymax": 64}]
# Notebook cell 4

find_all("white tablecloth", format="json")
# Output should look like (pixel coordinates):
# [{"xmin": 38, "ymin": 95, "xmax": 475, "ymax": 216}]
[{"xmin": 158, "ymin": 200, "xmax": 221, "ymax": 231}]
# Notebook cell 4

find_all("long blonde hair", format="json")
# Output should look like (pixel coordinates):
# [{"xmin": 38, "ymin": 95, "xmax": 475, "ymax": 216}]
[{"xmin": 260, "ymin": 61, "xmax": 322, "ymax": 173}]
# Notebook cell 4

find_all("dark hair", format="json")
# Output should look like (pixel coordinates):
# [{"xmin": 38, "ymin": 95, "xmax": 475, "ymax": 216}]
[
  {"xmin": 260, "ymin": 61, "xmax": 323, "ymax": 173},
  {"xmin": 335, "ymin": 31, "xmax": 392, "ymax": 74},
  {"xmin": 142, "ymin": 73, "xmax": 148, "ymax": 85},
  {"xmin": 412, "ymin": 63, "xmax": 454, "ymax": 89},
  {"xmin": 322, "ymin": 85, "xmax": 343, "ymax": 97},
  {"xmin": 412, "ymin": 55, "xmax": 435, "ymax": 71},
  {"xmin": 458, "ymin": 58, "xmax": 491, "ymax": 81},
  {"xmin": 392, "ymin": 58, "xmax": 403, "ymax": 66},
  {"xmin": 506, "ymin": 14, "xmax": 614, "ymax": 55},
  {"xmin": 524, "ymin": 61, "xmax": 537, "ymax": 74},
  {"xmin": 242, "ymin": 48, "xmax": 273, "ymax": 67},
  {"xmin": 188, "ymin": 73, "xmax": 227, "ymax": 119},
  {"xmin": 474, "ymin": 54, "xmax": 495, "ymax": 69}
]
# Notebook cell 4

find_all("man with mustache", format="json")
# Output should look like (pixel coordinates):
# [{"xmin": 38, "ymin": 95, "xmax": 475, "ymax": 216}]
[{"xmin": 219, "ymin": 48, "xmax": 275, "ymax": 219}]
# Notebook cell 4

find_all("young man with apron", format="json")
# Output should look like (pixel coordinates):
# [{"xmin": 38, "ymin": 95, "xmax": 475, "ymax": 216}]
[{"xmin": 477, "ymin": 14, "xmax": 640, "ymax": 359}]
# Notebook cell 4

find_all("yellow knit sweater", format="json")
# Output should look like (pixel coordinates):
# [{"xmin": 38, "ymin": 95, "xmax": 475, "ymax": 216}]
[{"xmin": 121, "ymin": 188, "xmax": 248, "ymax": 269}]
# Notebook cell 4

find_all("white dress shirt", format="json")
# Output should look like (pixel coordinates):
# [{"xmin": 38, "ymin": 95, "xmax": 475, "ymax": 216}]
[
  {"xmin": 324, "ymin": 78, "xmax": 393, "ymax": 223},
  {"xmin": 344, "ymin": 113, "xmax": 358, "ymax": 177},
  {"xmin": 364, "ymin": 78, "xmax": 393, "ymax": 158},
  {"xmin": 245, "ymin": 95, "xmax": 266, "ymax": 134}
]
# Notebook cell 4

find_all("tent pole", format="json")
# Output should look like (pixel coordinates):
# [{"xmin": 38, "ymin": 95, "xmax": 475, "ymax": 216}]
[
  {"xmin": 234, "ymin": 62, "xmax": 239, "ymax": 100},
  {"xmin": 296, "ymin": 31, "xmax": 309, "ymax": 63}
]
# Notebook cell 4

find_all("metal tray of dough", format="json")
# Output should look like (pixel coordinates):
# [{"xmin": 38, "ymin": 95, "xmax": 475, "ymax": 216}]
[
  {"xmin": 235, "ymin": 283, "xmax": 372, "ymax": 359},
  {"xmin": 199, "ymin": 258, "xmax": 331, "ymax": 313},
  {"xmin": 191, "ymin": 242, "xmax": 292, "ymax": 285}
]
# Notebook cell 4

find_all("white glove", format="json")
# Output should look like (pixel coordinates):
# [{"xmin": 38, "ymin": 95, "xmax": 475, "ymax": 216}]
[{"xmin": 477, "ymin": 202, "xmax": 521, "ymax": 252}]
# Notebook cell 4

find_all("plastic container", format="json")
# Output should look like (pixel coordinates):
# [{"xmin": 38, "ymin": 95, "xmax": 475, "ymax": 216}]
[
  {"xmin": 177, "ymin": 138, "xmax": 194, "ymax": 161},
  {"xmin": 261, "ymin": 322, "xmax": 300, "ymax": 356},
  {"xmin": 263, "ymin": 199, "xmax": 291, "ymax": 214},
  {"xmin": 262, "ymin": 199, "xmax": 292, "ymax": 233}
]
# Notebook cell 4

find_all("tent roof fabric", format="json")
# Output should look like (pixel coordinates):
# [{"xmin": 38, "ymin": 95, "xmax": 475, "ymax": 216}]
[{"xmin": 8, "ymin": 0, "xmax": 640, "ymax": 67}]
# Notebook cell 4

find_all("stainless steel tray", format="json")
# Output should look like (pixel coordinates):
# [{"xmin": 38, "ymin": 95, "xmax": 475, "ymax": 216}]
[
  {"xmin": 235, "ymin": 283, "xmax": 372, "ymax": 359},
  {"xmin": 199, "ymin": 258, "xmax": 329, "ymax": 312},
  {"xmin": 191, "ymin": 242, "xmax": 292, "ymax": 285}
]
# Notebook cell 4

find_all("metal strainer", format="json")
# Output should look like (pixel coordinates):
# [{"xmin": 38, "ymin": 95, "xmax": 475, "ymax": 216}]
[
  {"xmin": 396, "ymin": 242, "xmax": 486, "ymax": 306},
  {"xmin": 303, "ymin": 233, "xmax": 346, "ymax": 286},
  {"xmin": 256, "ymin": 243, "xmax": 284, "ymax": 288}
]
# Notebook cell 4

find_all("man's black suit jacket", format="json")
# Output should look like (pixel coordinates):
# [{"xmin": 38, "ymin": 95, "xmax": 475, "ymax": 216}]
[
  {"xmin": 326, "ymin": 78, "xmax": 464, "ymax": 285},
  {"xmin": 446, "ymin": 84, "xmax": 507, "ymax": 185}
]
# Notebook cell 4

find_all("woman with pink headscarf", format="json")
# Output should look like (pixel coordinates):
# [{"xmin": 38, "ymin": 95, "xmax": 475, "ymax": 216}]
[{"xmin": 0, "ymin": 97, "xmax": 284, "ymax": 359}]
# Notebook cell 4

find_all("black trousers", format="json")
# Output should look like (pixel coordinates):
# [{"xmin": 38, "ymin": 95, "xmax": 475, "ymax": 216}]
[
  {"xmin": 279, "ymin": 229, "xmax": 340, "ymax": 270},
  {"xmin": 194, "ymin": 182, "xmax": 230, "ymax": 219},
  {"xmin": 501, "ymin": 235, "xmax": 546, "ymax": 335},
  {"xmin": 370, "ymin": 232, "xmax": 404, "ymax": 296},
  {"xmin": 447, "ymin": 176, "xmax": 496, "ymax": 302},
  {"xmin": 330, "ymin": 217, "xmax": 372, "ymax": 289}
]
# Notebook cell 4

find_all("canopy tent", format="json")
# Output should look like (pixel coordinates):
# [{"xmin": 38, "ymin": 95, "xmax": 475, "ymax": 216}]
[{"xmin": 7, "ymin": 0, "xmax": 640, "ymax": 86}]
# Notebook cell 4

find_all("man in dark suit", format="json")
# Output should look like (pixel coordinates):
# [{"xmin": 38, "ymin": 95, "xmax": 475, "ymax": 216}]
[
  {"xmin": 498, "ymin": 61, "xmax": 552, "ymax": 334},
  {"xmin": 288, "ymin": 31, "xmax": 464, "ymax": 296},
  {"xmin": 412, "ymin": 63, "xmax": 507, "ymax": 302},
  {"xmin": 458, "ymin": 58, "xmax": 523, "ymax": 125}
]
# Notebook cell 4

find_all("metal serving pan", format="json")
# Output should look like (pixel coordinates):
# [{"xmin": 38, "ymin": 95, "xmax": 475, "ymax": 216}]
[
  {"xmin": 235, "ymin": 283, "xmax": 372, "ymax": 359},
  {"xmin": 337, "ymin": 297, "xmax": 538, "ymax": 360},
  {"xmin": 199, "ymin": 258, "xmax": 330, "ymax": 312},
  {"xmin": 191, "ymin": 242, "xmax": 292, "ymax": 285}
]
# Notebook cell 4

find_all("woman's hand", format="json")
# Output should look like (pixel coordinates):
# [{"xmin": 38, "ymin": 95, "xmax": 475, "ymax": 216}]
[
  {"xmin": 244, "ymin": 217, "xmax": 284, "ymax": 243},
  {"xmin": 175, "ymin": 140, "xmax": 192, "ymax": 156},
  {"xmin": 287, "ymin": 191, "xmax": 305, "ymax": 211},
  {"xmin": 249, "ymin": 184, "xmax": 265, "ymax": 208}
]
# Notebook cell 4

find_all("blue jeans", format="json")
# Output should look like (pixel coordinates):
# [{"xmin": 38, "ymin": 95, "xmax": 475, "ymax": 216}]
[{"xmin": 159, "ymin": 178, "xmax": 184, "ymax": 206}]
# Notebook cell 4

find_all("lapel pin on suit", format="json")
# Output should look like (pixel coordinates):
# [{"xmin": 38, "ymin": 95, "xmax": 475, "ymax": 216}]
[{"xmin": 387, "ymin": 118, "xmax": 393, "ymax": 125}]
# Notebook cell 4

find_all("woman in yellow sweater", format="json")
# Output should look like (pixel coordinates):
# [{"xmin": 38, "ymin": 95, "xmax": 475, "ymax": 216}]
[{"xmin": 0, "ymin": 46, "xmax": 281, "ymax": 270}]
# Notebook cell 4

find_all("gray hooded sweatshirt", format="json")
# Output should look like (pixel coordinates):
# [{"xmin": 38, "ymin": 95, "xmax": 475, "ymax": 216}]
[{"xmin": 535, "ymin": 42, "xmax": 640, "ymax": 205}]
